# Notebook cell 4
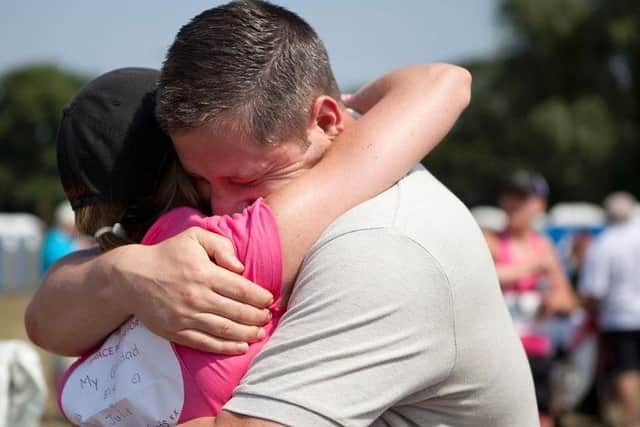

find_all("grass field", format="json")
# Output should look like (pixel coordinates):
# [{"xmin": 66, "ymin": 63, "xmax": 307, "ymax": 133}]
[{"xmin": 0, "ymin": 292, "xmax": 612, "ymax": 427}]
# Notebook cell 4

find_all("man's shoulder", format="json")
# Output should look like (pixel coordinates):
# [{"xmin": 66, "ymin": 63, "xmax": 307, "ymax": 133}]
[
  {"xmin": 314, "ymin": 165, "xmax": 471, "ymax": 248},
  {"xmin": 292, "ymin": 225, "xmax": 453, "ymax": 329},
  {"xmin": 310, "ymin": 165, "xmax": 487, "ymax": 283},
  {"xmin": 595, "ymin": 221, "xmax": 640, "ymax": 252}
]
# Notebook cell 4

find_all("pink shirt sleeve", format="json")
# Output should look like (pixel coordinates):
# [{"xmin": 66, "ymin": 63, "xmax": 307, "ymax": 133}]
[{"xmin": 142, "ymin": 197, "xmax": 282, "ymax": 299}]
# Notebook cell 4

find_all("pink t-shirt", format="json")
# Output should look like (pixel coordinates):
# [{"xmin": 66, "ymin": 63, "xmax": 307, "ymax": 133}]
[
  {"xmin": 495, "ymin": 231, "xmax": 545, "ymax": 293},
  {"xmin": 58, "ymin": 198, "xmax": 283, "ymax": 426},
  {"xmin": 495, "ymin": 231, "xmax": 550, "ymax": 357}
]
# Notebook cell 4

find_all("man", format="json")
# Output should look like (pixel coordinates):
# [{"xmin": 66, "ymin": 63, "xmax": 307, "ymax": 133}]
[
  {"xmin": 27, "ymin": 1, "xmax": 536, "ymax": 425},
  {"xmin": 580, "ymin": 191, "xmax": 640, "ymax": 427}
]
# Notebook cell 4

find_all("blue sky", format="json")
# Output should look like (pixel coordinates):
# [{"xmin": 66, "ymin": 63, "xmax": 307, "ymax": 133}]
[{"xmin": 2, "ymin": 0, "xmax": 502, "ymax": 88}]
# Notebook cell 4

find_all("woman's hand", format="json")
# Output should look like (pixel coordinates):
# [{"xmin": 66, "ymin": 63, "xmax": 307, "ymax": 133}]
[
  {"xmin": 542, "ymin": 286, "xmax": 578, "ymax": 315},
  {"xmin": 526, "ymin": 256, "xmax": 552, "ymax": 275},
  {"xmin": 110, "ymin": 227, "xmax": 273, "ymax": 354}
]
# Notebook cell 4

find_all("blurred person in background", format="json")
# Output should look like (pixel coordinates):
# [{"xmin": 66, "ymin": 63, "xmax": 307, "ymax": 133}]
[
  {"xmin": 567, "ymin": 231, "xmax": 594, "ymax": 287},
  {"xmin": 40, "ymin": 201, "xmax": 80, "ymax": 274},
  {"xmin": 484, "ymin": 170, "xmax": 578, "ymax": 427},
  {"xmin": 580, "ymin": 191, "xmax": 640, "ymax": 427}
]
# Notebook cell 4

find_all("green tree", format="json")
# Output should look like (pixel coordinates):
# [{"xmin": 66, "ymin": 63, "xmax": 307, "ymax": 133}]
[
  {"xmin": 0, "ymin": 64, "xmax": 88, "ymax": 219},
  {"xmin": 425, "ymin": 0, "xmax": 640, "ymax": 206}
]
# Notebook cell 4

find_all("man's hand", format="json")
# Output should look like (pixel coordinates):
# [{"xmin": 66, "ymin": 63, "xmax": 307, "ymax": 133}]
[{"xmin": 109, "ymin": 227, "xmax": 273, "ymax": 354}]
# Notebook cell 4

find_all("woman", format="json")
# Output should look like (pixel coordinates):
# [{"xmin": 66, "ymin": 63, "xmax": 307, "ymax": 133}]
[
  {"xmin": 484, "ymin": 170, "xmax": 578, "ymax": 427},
  {"xmin": 55, "ymin": 64, "xmax": 470, "ymax": 426}
]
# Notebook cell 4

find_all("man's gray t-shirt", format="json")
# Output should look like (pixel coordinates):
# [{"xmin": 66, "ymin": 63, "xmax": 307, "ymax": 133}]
[{"xmin": 225, "ymin": 166, "xmax": 537, "ymax": 426}]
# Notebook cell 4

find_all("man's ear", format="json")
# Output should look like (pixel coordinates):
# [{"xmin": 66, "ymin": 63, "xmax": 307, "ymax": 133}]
[{"xmin": 307, "ymin": 96, "xmax": 344, "ymax": 139}]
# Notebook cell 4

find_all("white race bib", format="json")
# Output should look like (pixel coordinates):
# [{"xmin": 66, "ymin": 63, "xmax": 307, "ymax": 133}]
[{"xmin": 60, "ymin": 318, "xmax": 184, "ymax": 427}]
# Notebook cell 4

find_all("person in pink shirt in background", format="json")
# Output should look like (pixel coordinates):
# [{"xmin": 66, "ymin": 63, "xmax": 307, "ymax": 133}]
[
  {"xmin": 51, "ymin": 48, "xmax": 470, "ymax": 425},
  {"xmin": 484, "ymin": 170, "xmax": 578, "ymax": 427}
]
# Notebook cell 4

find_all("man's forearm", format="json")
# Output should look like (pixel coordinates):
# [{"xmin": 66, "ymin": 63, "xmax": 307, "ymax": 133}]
[
  {"xmin": 25, "ymin": 247, "xmax": 130, "ymax": 356},
  {"xmin": 175, "ymin": 412, "xmax": 283, "ymax": 426},
  {"xmin": 214, "ymin": 412, "xmax": 282, "ymax": 427}
]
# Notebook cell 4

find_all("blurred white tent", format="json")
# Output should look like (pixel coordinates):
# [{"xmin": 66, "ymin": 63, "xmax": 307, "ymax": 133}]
[
  {"xmin": 547, "ymin": 203, "xmax": 605, "ymax": 228},
  {"xmin": 470, "ymin": 206, "xmax": 507, "ymax": 232},
  {"xmin": 0, "ymin": 214, "xmax": 44, "ymax": 292}
]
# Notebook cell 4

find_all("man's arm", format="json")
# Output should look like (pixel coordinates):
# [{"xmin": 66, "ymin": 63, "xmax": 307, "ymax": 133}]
[
  {"xmin": 177, "ymin": 414, "xmax": 280, "ymax": 427},
  {"xmin": 26, "ymin": 227, "xmax": 274, "ymax": 356},
  {"xmin": 216, "ymin": 228, "xmax": 455, "ymax": 427}
]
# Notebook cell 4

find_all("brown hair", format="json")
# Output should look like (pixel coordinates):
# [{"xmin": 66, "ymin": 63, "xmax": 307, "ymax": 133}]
[
  {"xmin": 76, "ymin": 161, "xmax": 204, "ymax": 252},
  {"xmin": 157, "ymin": 0, "xmax": 341, "ymax": 143}
]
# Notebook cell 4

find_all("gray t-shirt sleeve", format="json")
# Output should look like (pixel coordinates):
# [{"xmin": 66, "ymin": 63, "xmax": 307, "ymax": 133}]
[{"xmin": 223, "ymin": 228, "xmax": 456, "ymax": 427}]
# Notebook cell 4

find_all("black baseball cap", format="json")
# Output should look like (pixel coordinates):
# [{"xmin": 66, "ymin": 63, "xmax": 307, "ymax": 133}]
[
  {"xmin": 502, "ymin": 170, "xmax": 549, "ymax": 199},
  {"xmin": 56, "ymin": 67, "xmax": 174, "ymax": 220}
]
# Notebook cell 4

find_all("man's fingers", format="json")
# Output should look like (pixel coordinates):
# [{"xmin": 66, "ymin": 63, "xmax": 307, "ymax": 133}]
[
  {"xmin": 193, "ymin": 287, "xmax": 271, "ymax": 326},
  {"xmin": 206, "ymin": 265, "xmax": 274, "ymax": 309},
  {"xmin": 191, "ymin": 227, "xmax": 244, "ymax": 273},
  {"xmin": 173, "ymin": 329, "xmax": 249, "ymax": 355},
  {"xmin": 188, "ymin": 227, "xmax": 273, "ymax": 308},
  {"xmin": 189, "ymin": 312, "xmax": 266, "ymax": 343}
]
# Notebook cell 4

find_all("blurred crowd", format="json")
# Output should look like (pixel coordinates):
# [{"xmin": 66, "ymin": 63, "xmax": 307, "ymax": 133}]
[
  {"xmin": 0, "ymin": 201, "xmax": 89, "ymax": 293},
  {"xmin": 40, "ymin": 202, "xmax": 91, "ymax": 274},
  {"xmin": 475, "ymin": 170, "xmax": 640, "ymax": 427}
]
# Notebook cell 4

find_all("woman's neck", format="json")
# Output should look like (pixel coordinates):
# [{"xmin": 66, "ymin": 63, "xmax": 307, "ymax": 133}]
[{"xmin": 506, "ymin": 224, "xmax": 530, "ymax": 240}]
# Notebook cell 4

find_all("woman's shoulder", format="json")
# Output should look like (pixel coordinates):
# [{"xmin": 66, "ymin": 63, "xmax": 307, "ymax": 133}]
[
  {"xmin": 142, "ymin": 207, "xmax": 207, "ymax": 244},
  {"xmin": 529, "ymin": 231, "xmax": 554, "ymax": 253}
]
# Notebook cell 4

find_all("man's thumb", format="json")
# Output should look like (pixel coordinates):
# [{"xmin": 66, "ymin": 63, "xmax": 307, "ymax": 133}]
[{"xmin": 192, "ymin": 227, "xmax": 244, "ymax": 273}]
